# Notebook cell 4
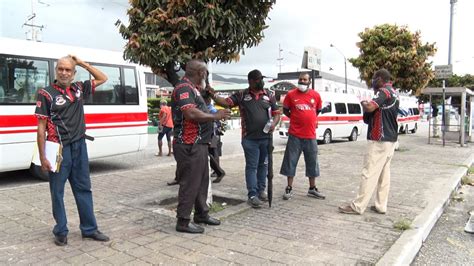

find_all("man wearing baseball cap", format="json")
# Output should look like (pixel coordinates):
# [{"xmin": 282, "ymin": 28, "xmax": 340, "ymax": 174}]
[{"xmin": 208, "ymin": 69, "xmax": 280, "ymax": 208}]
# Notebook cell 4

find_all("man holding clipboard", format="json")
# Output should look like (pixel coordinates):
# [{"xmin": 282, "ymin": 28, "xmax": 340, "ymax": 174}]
[{"xmin": 35, "ymin": 55, "xmax": 109, "ymax": 246}]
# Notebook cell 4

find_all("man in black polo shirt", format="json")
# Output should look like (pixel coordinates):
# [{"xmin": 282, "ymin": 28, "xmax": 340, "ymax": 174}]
[
  {"xmin": 339, "ymin": 68, "xmax": 399, "ymax": 215},
  {"xmin": 172, "ymin": 60, "xmax": 231, "ymax": 234},
  {"xmin": 210, "ymin": 69, "xmax": 281, "ymax": 208},
  {"xmin": 35, "ymin": 55, "xmax": 109, "ymax": 246}
]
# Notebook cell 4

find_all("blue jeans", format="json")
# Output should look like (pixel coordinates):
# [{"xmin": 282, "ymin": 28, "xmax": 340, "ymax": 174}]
[
  {"xmin": 49, "ymin": 138, "xmax": 97, "ymax": 237},
  {"xmin": 241, "ymin": 138, "xmax": 269, "ymax": 198}
]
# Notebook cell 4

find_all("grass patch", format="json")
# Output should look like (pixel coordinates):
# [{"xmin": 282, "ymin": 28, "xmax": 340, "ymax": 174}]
[
  {"xmin": 209, "ymin": 202, "xmax": 226, "ymax": 213},
  {"xmin": 461, "ymin": 175, "xmax": 474, "ymax": 186},
  {"xmin": 395, "ymin": 147, "xmax": 410, "ymax": 152},
  {"xmin": 393, "ymin": 218, "xmax": 412, "ymax": 231},
  {"xmin": 451, "ymin": 192, "xmax": 464, "ymax": 202},
  {"xmin": 468, "ymin": 166, "xmax": 474, "ymax": 175}
]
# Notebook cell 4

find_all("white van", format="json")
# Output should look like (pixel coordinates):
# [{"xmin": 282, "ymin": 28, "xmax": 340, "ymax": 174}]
[
  {"xmin": 397, "ymin": 96, "xmax": 420, "ymax": 134},
  {"xmin": 279, "ymin": 92, "xmax": 364, "ymax": 144}
]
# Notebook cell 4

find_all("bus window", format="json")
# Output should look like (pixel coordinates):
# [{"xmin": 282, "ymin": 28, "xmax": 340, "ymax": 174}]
[
  {"xmin": 321, "ymin": 101, "xmax": 332, "ymax": 114},
  {"xmin": 86, "ymin": 65, "xmax": 121, "ymax": 104},
  {"xmin": 122, "ymin": 67, "xmax": 138, "ymax": 105},
  {"xmin": 335, "ymin": 103, "xmax": 347, "ymax": 114},
  {"xmin": 0, "ymin": 56, "xmax": 49, "ymax": 104},
  {"xmin": 347, "ymin": 103, "xmax": 361, "ymax": 114}
]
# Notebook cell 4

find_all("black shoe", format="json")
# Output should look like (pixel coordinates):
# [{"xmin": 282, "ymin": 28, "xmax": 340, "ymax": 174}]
[
  {"xmin": 210, "ymin": 172, "xmax": 218, "ymax": 177},
  {"xmin": 54, "ymin": 235, "xmax": 67, "ymax": 246},
  {"xmin": 82, "ymin": 230, "xmax": 110, "ymax": 242},
  {"xmin": 167, "ymin": 180, "xmax": 179, "ymax": 186},
  {"xmin": 194, "ymin": 216, "xmax": 221, "ymax": 226},
  {"xmin": 212, "ymin": 171, "xmax": 225, "ymax": 183},
  {"xmin": 176, "ymin": 222, "xmax": 205, "ymax": 234}
]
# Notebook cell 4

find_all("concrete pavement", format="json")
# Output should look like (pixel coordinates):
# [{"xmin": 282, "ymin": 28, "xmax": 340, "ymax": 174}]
[{"xmin": 0, "ymin": 131, "xmax": 472, "ymax": 264}]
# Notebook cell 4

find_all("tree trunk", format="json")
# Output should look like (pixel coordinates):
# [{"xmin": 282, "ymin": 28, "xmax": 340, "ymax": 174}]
[{"xmin": 165, "ymin": 62, "xmax": 180, "ymax": 87}]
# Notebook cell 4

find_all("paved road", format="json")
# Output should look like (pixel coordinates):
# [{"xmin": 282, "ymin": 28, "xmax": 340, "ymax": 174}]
[
  {"xmin": 1, "ymin": 121, "xmax": 472, "ymax": 264},
  {"xmin": 412, "ymin": 171, "xmax": 474, "ymax": 265},
  {"xmin": 0, "ymin": 123, "xmax": 340, "ymax": 187}
]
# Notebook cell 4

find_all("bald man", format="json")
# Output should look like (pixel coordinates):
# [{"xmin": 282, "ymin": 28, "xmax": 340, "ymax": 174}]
[
  {"xmin": 171, "ymin": 60, "xmax": 231, "ymax": 233},
  {"xmin": 35, "ymin": 55, "xmax": 109, "ymax": 246}
]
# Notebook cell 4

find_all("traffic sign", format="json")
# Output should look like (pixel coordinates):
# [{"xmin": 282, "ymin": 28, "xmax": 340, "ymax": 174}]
[{"xmin": 435, "ymin": 65, "xmax": 453, "ymax": 79}]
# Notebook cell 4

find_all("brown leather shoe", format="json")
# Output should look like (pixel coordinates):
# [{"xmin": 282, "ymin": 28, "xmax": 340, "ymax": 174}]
[{"xmin": 338, "ymin": 205, "xmax": 359, "ymax": 215}]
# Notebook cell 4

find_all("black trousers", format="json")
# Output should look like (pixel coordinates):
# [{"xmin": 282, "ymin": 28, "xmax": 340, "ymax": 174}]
[
  {"xmin": 209, "ymin": 147, "xmax": 225, "ymax": 177},
  {"xmin": 173, "ymin": 143, "xmax": 209, "ymax": 222}
]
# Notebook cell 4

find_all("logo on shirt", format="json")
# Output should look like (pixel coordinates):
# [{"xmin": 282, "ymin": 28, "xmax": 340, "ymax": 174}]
[
  {"xmin": 36, "ymin": 101, "xmax": 42, "ymax": 108},
  {"xmin": 55, "ymin": 95, "xmax": 66, "ymax": 106},
  {"xmin": 244, "ymin": 95, "xmax": 252, "ymax": 101},
  {"xmin": 263, "ymin": 95, "xmax": 270, "ymax": 101},
  {"xmin": 295, "ymin": 104, "xmax": 312, "ymax": 111},
  {"xmin": 75, "ymin": 89, "xmax": 81, "ymax": 98},
  {"xmin": 310, "ymin": 98, "xmax": 315, "ymax": 104},
  {"xmin": 180, "ymin": 92, "xmax": 189, "ymax": 100}
]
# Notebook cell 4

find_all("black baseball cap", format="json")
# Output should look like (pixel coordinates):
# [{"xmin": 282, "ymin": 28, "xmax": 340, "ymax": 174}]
[{"xmin": 247, "ymin": 69, "xmax": 266, "ymax": 80}]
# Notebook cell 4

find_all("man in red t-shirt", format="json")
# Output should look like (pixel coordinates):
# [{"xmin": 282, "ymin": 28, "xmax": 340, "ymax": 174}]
[
  {"xmin": 279, "ymin": 72, "xmax": 326, "ymax": 200},
  {"xmin": 156, "ymin": 100, "xmax": 174, "ymax": 156}
]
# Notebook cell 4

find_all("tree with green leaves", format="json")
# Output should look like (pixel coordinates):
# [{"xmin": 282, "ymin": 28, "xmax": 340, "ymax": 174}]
[
  {"xmin": 349, "ymin": 24, "xmax": 437, "ymax": 95},
  {"xmin": 428, "ymin": 74, "xmax": 474, "ymax": 89},
  {"xmin": 116, "ymin": 0, "xmax": 276, "ymax": 85}
]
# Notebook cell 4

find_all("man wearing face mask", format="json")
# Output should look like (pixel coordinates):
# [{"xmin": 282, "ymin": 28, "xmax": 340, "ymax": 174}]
[
  {"xmin": 171, "ymin": 60, "xmax": 231, "ymax": 233},
  {"xmin": 339, "ymin": 68, "xmax": 399, "ymax": 215},
  {"xmin": 279, "ymin": 72, "xmax": 325, "ymax": 200},
  {"xmin": 209, "ymin": 69, "xmax": 280, "ymax": 208}
]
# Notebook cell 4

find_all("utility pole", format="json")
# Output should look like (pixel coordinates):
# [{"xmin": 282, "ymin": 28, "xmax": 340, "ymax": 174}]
[
  {"xmin": 277, "ymin": 44, "xmax": 284, "ymax": 74},
  {"xmin": 330, "ymin": 44, "xmax": 348, "ymax": 93},
  {"xmin": 448, "ymin": 0, "xmax": 457, "ymax": 65},
  {"xmin": 23, "ymin": 0, "xmax": 46, "ymax": 42}
]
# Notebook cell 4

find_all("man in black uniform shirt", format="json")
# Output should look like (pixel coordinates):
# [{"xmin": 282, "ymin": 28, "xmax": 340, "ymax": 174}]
[
  {"xmin": 35, "ymin": 55, "xmax": 109, "ymax": 246},
  {"xmin": 171, "ymin": 60, "xmax": 231, "ymax": 233},
  {"xmin": 339, "ymin": 68, "xmax": 399, "ymax": 215}
]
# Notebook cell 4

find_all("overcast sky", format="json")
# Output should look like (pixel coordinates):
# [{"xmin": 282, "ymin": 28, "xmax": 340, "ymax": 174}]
[{"xmin": 1, "ymin": 0, "xmax": 473, "ymax": 81}]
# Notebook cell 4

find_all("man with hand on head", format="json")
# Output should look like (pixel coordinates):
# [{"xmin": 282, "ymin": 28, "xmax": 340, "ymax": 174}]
[
  {"xmin": 35, "ymin": 55, "xmax": 109, "ymax": 246},
  {"xmin": 171, "ymin": 59, "xmax": 231, "ymax": 234}
]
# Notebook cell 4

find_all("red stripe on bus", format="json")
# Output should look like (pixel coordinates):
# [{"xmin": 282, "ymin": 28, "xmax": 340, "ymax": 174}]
[
  {"xmin": 318, "ymin": 116, "xmax": 363, "ymax": 121},
  {"xmin": 397, "ymin": 116, "xmax": 420, "ymax": 122},
  {"xmin": 0, "ymin": 113, "xmax": 148, "ymax": 127},
  {"xmin": 0, "ymin": 123, "xmax": 148, "ymax": 134}
]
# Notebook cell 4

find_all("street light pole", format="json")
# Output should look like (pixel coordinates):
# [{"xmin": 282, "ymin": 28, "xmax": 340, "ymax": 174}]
[
  {"xmin": 330, "ymin": 44, "xmax": 348, "ymax": 93},
  {"xmin": 448, "ymin": 0, "xmax": 457, "ymax": 65}
]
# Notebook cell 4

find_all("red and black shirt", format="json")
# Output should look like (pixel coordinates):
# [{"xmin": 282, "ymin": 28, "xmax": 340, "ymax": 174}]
[
  {"xmin": 366, "ymin": 83, "xmax": 399, "ymax": 142},
  {"xmin": 171, "ymin": 77, "xmax": 212, "ymax": 144},
  {"xmin": 34, "ymin": 80, "xmax": 96, "ymax": 146},
  {"xmin": 225, "ymin": 88, "xmax": 280, "ymax": 139}
]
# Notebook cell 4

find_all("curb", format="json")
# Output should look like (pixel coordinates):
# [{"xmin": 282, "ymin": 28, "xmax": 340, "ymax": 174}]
[{"xmin": 377, "ymin": 152, "xmax": 474, "ymax": 265}]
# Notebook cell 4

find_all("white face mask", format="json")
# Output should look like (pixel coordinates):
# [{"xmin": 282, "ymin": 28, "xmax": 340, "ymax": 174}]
[{"xmin": 297, "ymin": 84, "xmax": 309, "ymax": 92}]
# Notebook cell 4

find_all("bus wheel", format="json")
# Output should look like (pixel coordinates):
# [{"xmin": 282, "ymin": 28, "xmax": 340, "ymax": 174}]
[
  {"xmin": 411, "ymin": 123, "xmax": 418, "ymax": 133},
  {"xmin": 29, "ymin": 164, "xmax": 49, "ymax": 181},
  {"xmin": 349, "ymin": 127, "xmax": 358, "ymax": 141},
  {"xmin": 400, "ymin": 125, "xmax": 407, "ymax": 134},
  {"xmin": 322, "ymin": 129, "xmax": 332, "ymax": 144}
]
